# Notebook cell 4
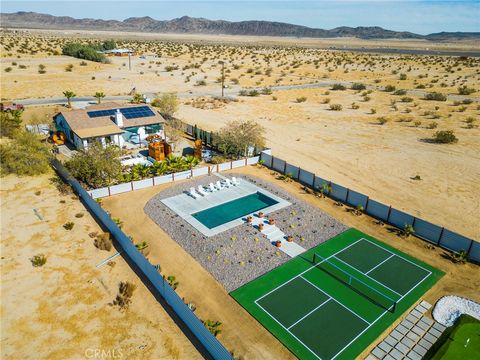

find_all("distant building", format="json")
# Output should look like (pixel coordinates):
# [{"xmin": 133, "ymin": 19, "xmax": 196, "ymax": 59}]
[
  {"xmin": 103, "ymin": 48, "xmax": 135, "ymax": 56},
  {"xmin": 54, "ymin": 102, "xmax": 165, "ymax": 150}
]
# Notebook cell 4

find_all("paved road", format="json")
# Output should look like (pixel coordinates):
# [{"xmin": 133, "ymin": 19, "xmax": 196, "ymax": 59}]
[{"xmin": 11, "ymin": 81, "xmax": 479, "ymax": 106}]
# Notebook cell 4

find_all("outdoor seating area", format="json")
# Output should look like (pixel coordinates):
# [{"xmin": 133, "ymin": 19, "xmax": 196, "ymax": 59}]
[{"xmin": 188, "ymin": 177, "xmax": 240, "ymax": 199}]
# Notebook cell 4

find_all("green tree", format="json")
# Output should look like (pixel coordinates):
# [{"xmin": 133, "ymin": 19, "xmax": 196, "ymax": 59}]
[
  {"xmin": 94, "ymin": 92, "xmax": 106, "ymax": 104},
  {"xmin": 0, "ymin": 131, "xmax": 51, "ymax": 176},
  {"xmin": 214, "ymin": 120, "xmax": 265, "ymax": 158},
  {"xmin": 63, "ymin": 90, "xmax": 76, "ymax": 108},
  {"xmin": 151, "ymin": 93, "xmax": 179, "ymax": 118},
  {"xmin": 65, "ymin": 142, "xmax": 122, "ymax": 188},
  {"xmin": 0, "ymin": 110, "xmax": 22, "ymax": 138},
  {"xmin": 151, "ymin": 161, "xmax": 169, "ymax": 176},
  {"xmin": 131, "ymin": 93, "xmax": 144, "ymax": 104}
]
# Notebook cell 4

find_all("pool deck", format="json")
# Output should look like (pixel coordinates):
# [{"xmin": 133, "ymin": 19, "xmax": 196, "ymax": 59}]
[{"xmin": 161, "ymin": 175, "xmax": 291, "ymax": 237}]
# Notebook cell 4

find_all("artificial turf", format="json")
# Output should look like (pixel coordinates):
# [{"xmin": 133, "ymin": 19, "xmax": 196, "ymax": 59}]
[{"xmin": 231, "ymin": 228, "xmax": 444, "ymax": 360}]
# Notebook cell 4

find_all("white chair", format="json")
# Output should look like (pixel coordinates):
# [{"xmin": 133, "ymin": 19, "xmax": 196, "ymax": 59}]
[
  {"xmin": 208, "ymin": 183, "xmax": 217, "ymax": 192},
  {"xmin": 232, "ymin": 177, "xmax": 240, "ymax": 185},
  {"xmin": 198, "ymin": 185, "xmax": 208, "ymax": 196},
  {"xmin": 215, "ymin": 180, "xmax": 224, "ymax": 190},
  {"xmin": 224, "ymin": 178, "xmax": 233, "ymax": 187},
  {"xmin": 189, "ymin": 187, "xmax": 200, "ymax": 199}
]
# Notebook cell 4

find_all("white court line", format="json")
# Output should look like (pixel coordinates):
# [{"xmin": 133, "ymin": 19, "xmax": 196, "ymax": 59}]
[
  {"xmin": 366, "ymin": 254, "xmax": 395, "ymax": 275},
  {"xmin": 300, "ymin": 276, "xmax": 371, "ymax": 325},
  {"xmin": 333, "ymin": 255, "xmax": 402, "ymax": 297},
  {"xmin": 255, "ymin": 301, "xmax": 323, "ymax": 360},
  {"xmin": 287, "ymin": 298, "xmax": 332, "ymax": 330},
  {"xmin": 361, "ymin": 238, "xmax": 433, "ymax": 277},
  {"xmin": 255, "ymin": 238, "xmax": 365, "ymax": 304}
]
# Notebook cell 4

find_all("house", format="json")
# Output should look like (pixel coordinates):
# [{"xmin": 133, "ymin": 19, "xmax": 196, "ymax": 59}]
[{"xmin": 54, "ymin": 102, "xmax": 165, "ymax": 150}]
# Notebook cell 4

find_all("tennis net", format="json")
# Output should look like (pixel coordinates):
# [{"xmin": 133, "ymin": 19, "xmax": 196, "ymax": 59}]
[{"xmin": 312, "ymin": 253, "xmax": 398, "ymax": 312}]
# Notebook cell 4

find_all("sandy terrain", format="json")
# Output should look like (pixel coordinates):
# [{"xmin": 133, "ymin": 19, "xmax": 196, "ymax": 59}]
[
  {"xmin": 0, "ymin": 173, "xmax": 200, "ymax": 359},
  {"xmin": 101, "ymin": 165, "xmax": 480, "ymax": 359}
]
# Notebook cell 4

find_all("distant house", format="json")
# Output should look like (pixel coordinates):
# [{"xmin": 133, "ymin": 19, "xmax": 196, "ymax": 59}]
[
  {"xmin": 103, "ymin": 48, "xmax": 135, "ymax": 56},
  {"xmin": 54, "ymin": 102, "xmax": 165, "ymax": 150}
]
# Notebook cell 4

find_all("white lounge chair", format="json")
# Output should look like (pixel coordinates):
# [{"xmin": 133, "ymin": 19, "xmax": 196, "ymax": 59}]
[
  {"xmin": 232, "ymin": 177, "xmax": 240, "ymax": 185},
  {"xmin": 197, "ymin": 185, "xmax": 208, "ymax": 196},
  {"xmin": 208, "ymin": 183, "xmax": 217, "ymax": 192},
  {"xmin": 189, "ymin": 187, "xmax": 200, "ymax": 199},
  {"xmin": 224, "ymin": 178, "xmax": 233, "ymax": 187},
  {"xmin": 215, "ymin": 180, "xmax": 224, "ymax": 190}
]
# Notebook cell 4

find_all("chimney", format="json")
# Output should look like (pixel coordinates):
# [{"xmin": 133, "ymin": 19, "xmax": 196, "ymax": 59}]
[{"xmin": 114, "ymin": 109, "xmax": 123, "ymax": 127}]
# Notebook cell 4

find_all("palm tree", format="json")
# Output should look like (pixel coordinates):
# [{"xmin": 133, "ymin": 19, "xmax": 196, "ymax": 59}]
[
  {"xmin": 184, "ymin": 155, "xmax": 200, "ymax": 168},
  {"xmin": 94, "ymin": 91, "xmax": 106, "ymax": 104},
  {"xmin": 166, "ymin": 155, "xmax": 187, "ymax": 172},
  {"xmin": 151, "ymin": 161, "xmax": 168, "ymax": 176},
  {"xmin": 63, "ymin": 90, "xmax": 76, "ymax": 108}
]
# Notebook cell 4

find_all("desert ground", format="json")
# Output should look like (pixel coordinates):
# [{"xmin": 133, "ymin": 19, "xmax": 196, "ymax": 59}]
[
  {"xmin": 0, "ymin": 29, "xmax": 479, "ymax": 359},
  {"xmin": 0, "ymin": 173, "xmax": 201, "ymax": 359},
  {"xmin": 101, "ymin": 165, "xmax": 480, "ymax": 359},
  {"xmin": 1, "ymin": 30, "xmax": 478, "ymax": 239}
]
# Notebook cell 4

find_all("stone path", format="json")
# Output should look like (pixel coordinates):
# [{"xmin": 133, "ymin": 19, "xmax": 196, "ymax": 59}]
[
  {"xmin": 250, "ymin": 215, "xmax": 306, "ymax": 257},
  {"xmin": 366, "ymin": 300, "xmax": 447, "ymax": 360}
]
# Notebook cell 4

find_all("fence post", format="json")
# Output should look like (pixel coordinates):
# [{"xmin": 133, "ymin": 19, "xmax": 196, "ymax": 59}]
[
  {"xmin": 172, "ymin": 172, "xmax": 175, "ymax": 181},
  {"xmin": 365, "ymin": 196, "xmax": 370, "ymax": 211},
  {"xmin": 386, "ymin": 206, "xmax": 393, "ymax": 222},
  {"xmin": 152, "ymin": 176, "xmax": 155, "ymax": 186},
  {"xmin": 271, "ymin": 156, "xmax": 275, "ymax": 170},
  {"xmin": 437, "ymin": 227, "xmax": 445, "ymax": 245},
  {"xmin": 191, "ymin": 168, "xmax": 193, "ymax": 178},
  {"xmin": 467, "ymin": 240, "xmax": 474, "ymax": 258},
  {"xmin": 216, "ymin": 164, "xmax": 219, "ymax": 172},
  {"xmin": 245, "ymin": 157, "xmax": 248, "ymax": 166},
  {"xmin": 312, "ymin": 174, "xmax": 316, "ymax": 188},
  {"xmin": 131, "ymin": 181, "xmax": 134, "ymax": 191},
  {"xmin": 108, "ymin": 186, "xmax": 111, "ymax": 196},
  {"xmin": 230, "ymin": 161, "xmax": 233, "ymax": 170},
  {"xmin": 345, "ymin": 188, "xmax": 350, "ymax": 203},
  {"xmin": 283, "ymin": 161, "xmax": 287, "ymax": 174},
  {"xmin": 412, "ymin": 217, "xmax": 417, "ymax": 228}
]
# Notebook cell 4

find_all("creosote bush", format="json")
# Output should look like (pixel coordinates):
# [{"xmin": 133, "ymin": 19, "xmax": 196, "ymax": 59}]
[
  {"xmin": 432, "ymin": 130, "xmax": 458, "ymax": 144},
  {"xmin": 30, "ymin": 254, "xmax": 47, "ymax": 267},
  {"xmin": 111, "ymin": 281, "xmax": 136, "ymax": 311}
]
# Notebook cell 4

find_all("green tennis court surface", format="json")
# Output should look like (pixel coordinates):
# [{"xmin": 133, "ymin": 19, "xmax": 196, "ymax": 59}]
[{"xmin": 231, "ymin": 229, "xmax": 444, "ymax": 360}]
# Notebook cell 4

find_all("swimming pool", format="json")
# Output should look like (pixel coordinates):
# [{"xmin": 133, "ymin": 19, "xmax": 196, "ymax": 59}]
[{"xmin": 192, "ymin": 192, "xmax": 279, "ymax": 229}]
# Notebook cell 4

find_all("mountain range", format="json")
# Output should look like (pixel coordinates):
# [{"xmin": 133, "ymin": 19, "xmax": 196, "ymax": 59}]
[{"xmin": 1, "ymin": 12, "xmax": 479, "ymax": 40}]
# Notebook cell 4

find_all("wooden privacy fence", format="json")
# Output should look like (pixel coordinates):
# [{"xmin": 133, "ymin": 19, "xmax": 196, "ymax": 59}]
[{"xmin": 260, "ymin": 152, "xmax": 480, "ymax": 263}]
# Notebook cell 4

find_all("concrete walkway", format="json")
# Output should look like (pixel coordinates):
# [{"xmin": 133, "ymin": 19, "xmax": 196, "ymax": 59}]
[{"xmin": 250, "ymin": 215, "xmax": 306, "ymax": 258}]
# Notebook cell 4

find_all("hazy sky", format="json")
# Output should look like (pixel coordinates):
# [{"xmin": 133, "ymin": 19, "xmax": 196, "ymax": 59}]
[{"xmin": 2, "ymin": 1, "xmax": 479, "ymax": 34}]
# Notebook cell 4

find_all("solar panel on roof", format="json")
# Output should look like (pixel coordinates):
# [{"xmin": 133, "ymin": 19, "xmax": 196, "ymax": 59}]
[{"xmin": 87, "ymin": 106, "xmax": 155, "ymax": 119}]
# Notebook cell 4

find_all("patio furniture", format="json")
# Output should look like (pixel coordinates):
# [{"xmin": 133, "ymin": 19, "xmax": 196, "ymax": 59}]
[
  {"xmin": 197, "ymin": 185, "xmax": 209, "ymax": 196},
  {"xmin": 215, "ymin": 180, "xmax": 224, "ymax": 190},
  {"xmin": 189, "ymin": 187, "xmax": 200, "ymax": 199},
  {"xmin": 224, "ymin": 178, "xmax": 233, "ymax": 187},
  {"xmin": 232, "ymin": 177, "xmax": 240, "ymax": 185},
  {"xmin": 208, "ymin": 183, "xmax": 217, "ymax": 192}
]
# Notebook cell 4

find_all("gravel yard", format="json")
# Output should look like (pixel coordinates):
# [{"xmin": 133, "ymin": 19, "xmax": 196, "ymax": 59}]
[{"xmin": 144, "ymin": 173, "xmax": 348, "ymax": 291}]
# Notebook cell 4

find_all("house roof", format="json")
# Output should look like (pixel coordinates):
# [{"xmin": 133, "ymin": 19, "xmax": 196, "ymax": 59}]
[{"xmin": 59, "ymin": 102, "xmax": 165, "ymax": 139}]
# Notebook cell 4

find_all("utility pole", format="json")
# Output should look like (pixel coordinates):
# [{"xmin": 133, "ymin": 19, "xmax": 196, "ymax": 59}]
[
  {"xmin": 128, "ymin": 53, "xmax": 131, "ymax": 71},
  {"xmin": 219, "ymin": 61, "xmax": 225, "ymax": 98}
]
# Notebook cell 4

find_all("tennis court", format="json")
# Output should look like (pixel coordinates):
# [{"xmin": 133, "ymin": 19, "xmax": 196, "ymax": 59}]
[{"xmin": 231, "ymin": 229, "xmax": 444, "ymax": 360}]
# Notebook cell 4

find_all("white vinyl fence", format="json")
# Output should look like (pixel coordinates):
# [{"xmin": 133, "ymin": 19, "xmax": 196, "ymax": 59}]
[{"xmin": 87, "ymin": 156, "xmax": 259, "ymax": 199}]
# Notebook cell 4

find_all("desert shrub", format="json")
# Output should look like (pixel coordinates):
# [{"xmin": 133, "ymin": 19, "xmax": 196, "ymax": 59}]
[
  {"xmin": 167, "ymin": 275, "xmax": 179, "ymax": 290},
  {"xmin": 399, "ymin": 73, "xmax": 407, "ymax": 80},
  {"xmin": 458, "ymin": 85, "xmax": 475, "ymax": 95},
  {"xmin": 296, "ymin": 96, "xmax": 307, "ymax": 103},
  {"xmin": 248, "ymin": 90, "xmax": 259, "ymax": 97},
  {"xmin": 393, "ymin": 89, "xmax": 407, "ymax": 96},
  {"xmin": 151, "ymin": 93, "xmax": 178, "ymax": 118},
  {"xmin": 4, "ymin": 67, "xmax": 12, "ymax": 72},
  {"xmin": 209, "ymin": 155, "xmax": 229, "ymax": 164},
  {"xmin": 432, "ymin": 130, "xmax": 458, "ymax": 144},
  {"xmin": 65, "ymin": 142, "xmax": 122, "ymax": 188},
  {"xmin": 414, "ymin": 121, "xmax": 422, "ymax": 127},
  {"xmin": 384, "ymin": 85, "xmax": 396, "ymax": 92},
  {"xmin": 63, "ymin": 222, "xmax": 75, "ymax": 230},
  {"xmin": 79, "ymin": 61, "xmax": 88, "ymax": 66},
  {"xmin": 462, "ymin": 99, "xmax": 473, "ymax": 105},
  {"xmin": 401, "ymin": 224, "xmax": 415, "ymax": 238},
  {"xmin": 30, "ymin": 254, "xmax": 47, "ymax": 267},
  {"xmin": 329, "ymin": 104, "xmax": 342, "ymax": 111},
  {"xmin": 427, "ymin": 122, "xmax": 438, "ymax": 129},
  {"xmin": 94, "ymin": 232, "xmax": 112, "ymax": 251},
  {"xmin": 111, "ymin": 281, "xmax": 136, "ymax": 311},
  {"xmin": 425, "ymin": 92, "xmax": 447, "ymax": 101},
  {"xmin": 331, "ymin": 83, "xmax": 346, "ymax": 90},
  {"xmin": 351, "ymin": 83, "xmax": 366, "ymax": 90},
  {"xmin": 195, "ymin": 79, "xmax": 206, "ymax": 86},
  {"xmin": 213, "ymin": 120, "xmax": 265, "ymax": 158},
  {"xmin": 202, "ymin": 320, "xmax": 222, "ymax": 337},
  {"xmin": 65, "ymin": 64, "xmax": 74, "ymax": 72},
  {"xmin": 261, "ymin": 87, "xmax": 272, "ymax": 95},
  {"xmin": 0, "ymin": 131, "xmax": 51, "ymax": 176},
  {"xmin": 377, "ymin": 117, "xmax": 388, "ymax": 125},
  {"xmin": 0, "ymin": 111, "xmax": 22, "ymax": 138},
  {"xmin": 49, "ymin": 175, "xmax": 72, "ymax": 195},
  {"xmin": 401, "ymin": 97, "xmax": 414, "ymax": 103}
]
